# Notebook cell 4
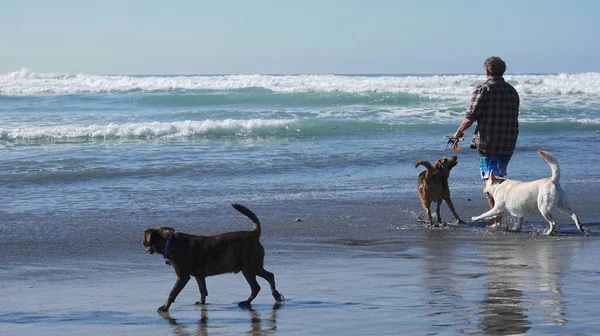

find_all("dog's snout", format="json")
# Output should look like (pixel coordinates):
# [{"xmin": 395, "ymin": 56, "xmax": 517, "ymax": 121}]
[{"xmin": 452, "ymin": 156, "xmax": 457, "ymax": 160}]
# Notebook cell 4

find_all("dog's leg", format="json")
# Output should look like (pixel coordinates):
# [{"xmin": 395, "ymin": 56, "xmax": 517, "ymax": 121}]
[
  {"xmin": 257, "ymin": 268, "xmax": 284, "ymax": 302},
  {"xmin": 435, "ymin": 201, "xmax": 443, "ymax": 226},
  {"xmin": 510, "ymin": 217, "xmax": 524, "ymax": 232},
  {"xmin": 444, "ymin": 197, "xmax": 465, "ymax": 224},
  {"xmin": 556, "ymin": 193, "xmax": 586, "ymax": 233},
  {"xmin": 538, "ymin": 207, "xmax": 558, "ymax": 236},
  {"xmin": 194, "ymin": 276, "xmax": 208, "ymax": 305},
  {"xmin": 426, "ymin": 208, "xmax": 434, "ymax": 226},
  {"xmin": 421, "ymin": 201, "xmax": 433, "ymax": 226},
  {"xmin": 239, "ymin": 269, "xmax": 261, "ymax": 307},
  {"xmin": 471, "ymin": 207, "xmax": 503, "ymax": 222},
  {"xmin": 565, "ymin": 211, "xmax": 584, "ymax": 233},
  {"xmin": 158, "ymin": 275, "xmax": 191, "ymax": 312}
]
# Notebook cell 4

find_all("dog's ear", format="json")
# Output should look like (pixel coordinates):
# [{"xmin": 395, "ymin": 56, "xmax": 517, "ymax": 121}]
[
  {"xmin": 144, "ymin": 229, "xmax": 154, "ymax": 246},
  {"xmin": 435, "ymin": 160, "xmax": 444, "ymax": 170},
  {"xmin": 158, "ymin": 227, "xmax": 175, "ymax": 238}
]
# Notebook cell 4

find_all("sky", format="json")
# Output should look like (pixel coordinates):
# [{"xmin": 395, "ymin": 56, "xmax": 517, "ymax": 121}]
[{"xmin": 1, "ymin": 0, "xmax": 599, "ymax": 75}]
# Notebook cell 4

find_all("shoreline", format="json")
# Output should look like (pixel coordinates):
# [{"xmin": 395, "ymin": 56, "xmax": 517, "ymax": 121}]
[
  {"xmin": 1, "ymin": 183, "xmax": 597, "ymax": 262},
  {"xmin": 2, "ymin": 229, "xmax": 599, "ymax": 335},
  {"xmin": 2, "ymin": 184, "xmax": 599, "ymax": 335}
]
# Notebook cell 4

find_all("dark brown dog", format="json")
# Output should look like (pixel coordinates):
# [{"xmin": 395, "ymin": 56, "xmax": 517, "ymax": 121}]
[
  {"xmin": 143, "ymin": 203, "xmax": 284, "ymax": 312},
  {"xmin": 415, "ymin": 156, "xmax": 464, "ymax": 226}
]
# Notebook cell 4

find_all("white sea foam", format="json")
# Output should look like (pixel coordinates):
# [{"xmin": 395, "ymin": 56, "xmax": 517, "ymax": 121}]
[
  {"xmin": 3, "ymin": 68, "xmax": 600, "ymax": 105},
  {"xmin": 571, "ymin": 118, "xmax": 600, "ymax": 124},
  {"xmin": 517, "ymin": 116, "xmax": 600, "ymax": 124},
  {"xmin": 0, "ymin": 119, "xmax": 296, "ymax": 140}
]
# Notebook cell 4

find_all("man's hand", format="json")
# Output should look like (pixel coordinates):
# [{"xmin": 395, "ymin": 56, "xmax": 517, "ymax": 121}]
[
  {"xmin": 452, "ymin": 132, "xmax": 464, "ymax": 140},
  {"xmin": 454, "ymin": 118, "xmax": 475, "ymax": 140}
]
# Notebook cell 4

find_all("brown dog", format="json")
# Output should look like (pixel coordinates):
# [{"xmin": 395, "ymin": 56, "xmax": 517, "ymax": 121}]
[
  {"xmin": 143, "ymin": 203, "xmax": 284, "ymax": 312},
  {"xmin": 415, "ymin": 156, "xmax": 464, "ymax": 226}
]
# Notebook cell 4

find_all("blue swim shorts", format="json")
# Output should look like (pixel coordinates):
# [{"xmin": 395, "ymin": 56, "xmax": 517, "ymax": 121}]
[{"xmin": 479, "ymin": 155, "xmax": 512, "ymax": 179}]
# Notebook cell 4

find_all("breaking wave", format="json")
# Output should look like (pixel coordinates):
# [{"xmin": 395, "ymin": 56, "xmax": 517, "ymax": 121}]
[{"xmin": 2, "ymin": 69, "xmax": 600, "ymax": 107}]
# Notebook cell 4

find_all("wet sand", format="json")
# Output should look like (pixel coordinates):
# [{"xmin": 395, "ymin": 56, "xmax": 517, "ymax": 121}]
[{"xmin": 2, "ymin": 190, "xmax": 600, "ymax": 335}]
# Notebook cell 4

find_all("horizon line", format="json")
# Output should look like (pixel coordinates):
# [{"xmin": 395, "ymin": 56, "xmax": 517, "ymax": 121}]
[{"xmin": 4, "ymin": 68, "xmax": 600, "ymax": 77}]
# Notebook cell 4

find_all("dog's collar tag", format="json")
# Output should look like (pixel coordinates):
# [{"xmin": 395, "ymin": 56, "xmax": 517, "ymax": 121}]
[{"xmin": 163, "ymin": 233, "xmax": 174, "ymax": 265}]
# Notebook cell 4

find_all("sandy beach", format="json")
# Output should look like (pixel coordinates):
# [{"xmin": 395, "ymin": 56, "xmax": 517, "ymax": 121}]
[{"xmin": 2, "ymin": 190, "xmax": 600, "ymax": 335}]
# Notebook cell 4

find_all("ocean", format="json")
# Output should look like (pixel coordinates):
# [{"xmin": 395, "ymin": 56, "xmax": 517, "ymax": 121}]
[{"xmin": 1, "ymin": 68, "xmax": 600, "ymax": 335}]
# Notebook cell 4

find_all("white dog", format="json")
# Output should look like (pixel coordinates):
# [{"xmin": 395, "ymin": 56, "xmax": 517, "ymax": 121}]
[{"xmin": 471, "ymin": 149, "xmax": 586, "ymax": 235}]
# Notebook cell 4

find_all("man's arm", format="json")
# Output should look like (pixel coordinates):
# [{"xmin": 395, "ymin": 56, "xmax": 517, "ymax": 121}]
[
  {"xmin": 453, "ymin": 118, "xmax": 474, "ymax": 139},
  {"xmin": 454, "ymin": 84, "xmax": 485, "ymax": 139}
]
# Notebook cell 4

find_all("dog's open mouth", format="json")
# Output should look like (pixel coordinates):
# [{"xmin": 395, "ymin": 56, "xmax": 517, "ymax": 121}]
[{"xmin": 144, "ymin": 242, "xmax": 155, "ymax": 254}]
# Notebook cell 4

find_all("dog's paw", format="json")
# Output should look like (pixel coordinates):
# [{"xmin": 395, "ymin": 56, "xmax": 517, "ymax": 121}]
[
  {"xmin": 446, "ymin": 219, "xmax": 464, "ymax": 227},
  {"xmin": 238, "ymin": 301, "xmax": 252, "ymax": 308},
  {"xmin": 157, "ymin": 304, "xmax": 169, "ymax": 312},
  {"xmin": 581, "ymin": 226, "xmax": 591, "ymax": 237},
  {"xmin": 273, "ymin": 290, "xmax": 285, "ymax": 302}
]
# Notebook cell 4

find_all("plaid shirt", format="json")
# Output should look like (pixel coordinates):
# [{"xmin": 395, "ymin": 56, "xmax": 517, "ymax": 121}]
[{"xmin": 466, "ymin": 77, "xmax": 519, "ymax": 156}]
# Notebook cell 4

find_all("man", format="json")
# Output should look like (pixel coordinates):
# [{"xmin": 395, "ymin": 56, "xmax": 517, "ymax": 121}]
[{"xmin": 453, "ymin": 56, "xmax": 520, "ymax": 227}]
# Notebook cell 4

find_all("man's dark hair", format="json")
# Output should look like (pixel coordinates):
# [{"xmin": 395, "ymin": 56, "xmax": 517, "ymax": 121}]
[{"xmin": 484, "ymin": 57, "xmax": 506, "ymax": 77}]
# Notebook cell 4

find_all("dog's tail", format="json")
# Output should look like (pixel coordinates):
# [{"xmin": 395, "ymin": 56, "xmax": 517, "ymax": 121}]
[
  {"xmin": 232, "ymin": 203, "xmax": 261, "ymax": 234},
  {"xmin": 415, "ymin": 160, "xmax": 435, "ymax": 179},
  {"xmin": 538, "ymin": 149, "xmax": 560, "ymax": 183}
]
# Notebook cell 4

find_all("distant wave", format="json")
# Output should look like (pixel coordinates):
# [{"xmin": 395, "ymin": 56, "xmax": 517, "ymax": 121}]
[
  {"xmin": 2, "ymin": 117, "xmax": 600, "ymax": 142},
  {"xmin": 0, "ymin": 119, "xmax": 297, "ymax": 140},
  {"xmin": 0, "ymin": 119, "xmax": 428, "ymax": 141},
  {"xmin": 3, "ymin": 69, "xmax": 600, "ymax": 105}
]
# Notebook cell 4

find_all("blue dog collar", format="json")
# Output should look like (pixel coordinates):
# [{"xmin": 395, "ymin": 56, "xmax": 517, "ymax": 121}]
[{"xmin": 163, "ymin": 233, "xmax": 174, "ymax": 265}]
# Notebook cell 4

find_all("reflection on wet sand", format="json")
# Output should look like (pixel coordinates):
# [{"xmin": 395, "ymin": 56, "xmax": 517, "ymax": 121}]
[
  {"xmin": 246, "ymin": 302, "xmax": 281, "ymax": 335},
  {"xmin": 160, "ymin": 302, "xmax": 281, "ymax": 336},
  {"xmin": 160, "ymin": 308, "xmax": 208, "ymax": 336},
  {"xmin": 477, "ymin": 236, "xmax": 576, "ymax": 335},
  {"xmin": 419, "ymin": 229, "xmax": 578, "ymax": 335},
  {"xmin": 529, "ymin": 239, "xmax": 573, "ymax": 326},
  {"xmin": 478, "ymin": 264, "xmax": 530, "ymax": 335},
  {"xmin": 420, "ymin": 230, "xmax": 474, "ymax": 332}
]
